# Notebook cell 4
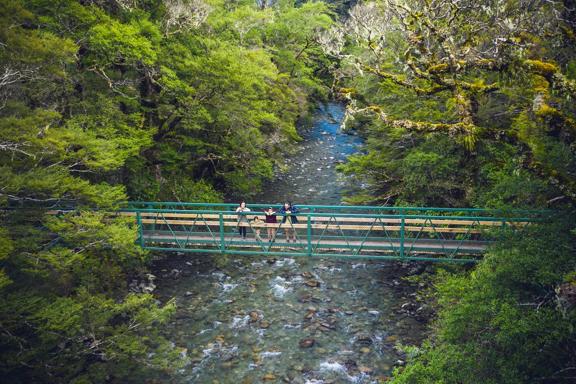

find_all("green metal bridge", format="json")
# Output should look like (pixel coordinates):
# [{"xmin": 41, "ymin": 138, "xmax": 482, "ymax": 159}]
[{"xmin": 118, "ymin": 202, "xmax": 545, "ymax": 263}]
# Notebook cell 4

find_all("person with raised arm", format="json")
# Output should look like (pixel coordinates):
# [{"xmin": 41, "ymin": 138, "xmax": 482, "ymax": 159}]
[{"xmin": 264, "ymin": 206, "xmax": 278, "ymax": 242}]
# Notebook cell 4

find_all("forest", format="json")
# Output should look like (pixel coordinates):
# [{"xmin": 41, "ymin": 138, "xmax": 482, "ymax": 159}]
[{"xmin": 0, "ymin": 0, "xmax": 575, "ymax": 383}]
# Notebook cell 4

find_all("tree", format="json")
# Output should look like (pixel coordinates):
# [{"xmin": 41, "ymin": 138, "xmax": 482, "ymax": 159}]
[{"xmin": 324, "ymin": 0, "xmax": 576, "ymax": 199}]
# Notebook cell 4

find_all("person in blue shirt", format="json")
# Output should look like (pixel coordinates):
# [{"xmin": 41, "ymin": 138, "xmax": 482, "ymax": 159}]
[{"xmin": 280, "ymin": 202, "xmax": 298, "ymax": 242}]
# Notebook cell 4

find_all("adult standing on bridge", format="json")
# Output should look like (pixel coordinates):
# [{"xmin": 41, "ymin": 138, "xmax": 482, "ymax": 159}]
[
  {"xmin": 264, "ymin": 207, "xmax": 278, "ymax": 242},
  {"xmin": 235, "ymin": 201, "xmax": 251, "ymax": 239},
  {"xmin": 280, "ymin": 202, "xmax": 299, "ymax": 243}
]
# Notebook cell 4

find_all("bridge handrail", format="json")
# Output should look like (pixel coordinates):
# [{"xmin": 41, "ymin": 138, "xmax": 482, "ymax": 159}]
[
  {"xmin": 124, "ymin": 201, "xmax": 548, "ymax": 215},
  {"xmin": 119, "ymin": 208, "xmax": 540, "ymax": 222}
]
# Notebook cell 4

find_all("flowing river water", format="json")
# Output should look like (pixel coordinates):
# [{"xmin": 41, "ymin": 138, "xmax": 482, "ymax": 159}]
[{"xmin": 150, "ymin": 103, "xmax": 428, "ymax": 383}]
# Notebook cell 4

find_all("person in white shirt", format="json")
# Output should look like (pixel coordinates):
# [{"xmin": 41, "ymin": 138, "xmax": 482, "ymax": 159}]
[{"xmin": 235, "ymin": 201, "xmax": 251, "ymax": 239}]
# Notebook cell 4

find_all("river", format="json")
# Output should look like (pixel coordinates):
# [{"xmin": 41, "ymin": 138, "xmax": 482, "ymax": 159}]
[{"xmin": 149, "ymin": 103, "xmax": 427, "ymax": 383}]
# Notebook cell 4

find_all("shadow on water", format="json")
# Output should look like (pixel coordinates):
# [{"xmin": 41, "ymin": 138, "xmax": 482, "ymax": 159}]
[{"xmin": 148, "ymin": 102, "xmax": 428, "ymax": 384}]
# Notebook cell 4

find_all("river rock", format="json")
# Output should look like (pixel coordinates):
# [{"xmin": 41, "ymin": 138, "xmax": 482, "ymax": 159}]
[
  {"xmin": 249, "ymin": 311, "xmax": 259, "ymax": 322},
  {"xmin": 259, "ymin": 320, "xmax": 270, "ymax": 329},
  {"xmin": 354, "ymin": 333, "xmax": 373, "ymax": 346},
  {"xmin": 305, "ymin": 280, "xmax": 320, "ymax": 288},
  {"xmin": 344, "ymin": 359, "xmax": 358, "ymax": 370},
  {"xmin": 386, "ymin": 335, "xmax": 398, "ymax": 343},
  {"xmin": 320, "ymin": 322, "xmax": 335, "ymax": 330},
  {"xmin": 297, "ymin": 293, "xmax": 312, "ymax": 302},
  {"xmin": 360, "ymin": 347, "xmax": 371, "ymax": 354},
  {"xmin": 358, "ymin": 366, "xmax": 373, "ymax": 374},
  {"xmin": 380, "ymin": 363, "xmax": 392, "ymax": 371},
  {"xmin": 263, "ymin": 373, "xmax": 276, "ymax": 381},
  {"xmin": 298, "ymin": 338, "xmax": 315, "ymax": 348},
  {"xmin": 185, "ymin": 291, "xmax": 193, "ymax": 297}
]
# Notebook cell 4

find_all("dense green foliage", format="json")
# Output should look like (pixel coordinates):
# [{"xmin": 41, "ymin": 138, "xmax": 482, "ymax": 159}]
[
  {"xmin": 1, "ymin": 0, "xmax": 575, "ymax": 383},
  {"xmin": 394, "ymin": 220, "xmax": 576, "ymax": 383},
  {"xmin": 322, "ymin": 0, "xmax": 576, "ymax": 382},
  {"xmin": 0, "ymin": 0, "xmax": 334, "ymax": 382}
]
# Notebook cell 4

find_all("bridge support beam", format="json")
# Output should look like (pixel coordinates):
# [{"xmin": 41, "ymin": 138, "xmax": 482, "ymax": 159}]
[
  {"xmin": 307, "ymin": 215, "xmax": 312, "ymax": 257},
  {"xmin": 219, "ymin": 213, "xmax": 225, "ymax": 253},
  {"xmin": 136, "ymin": 212, "xmax": 145, "ymax": 248},
  {"xmin": 400, "ymin": 215, "xmax": 405, "ymax": 258}
]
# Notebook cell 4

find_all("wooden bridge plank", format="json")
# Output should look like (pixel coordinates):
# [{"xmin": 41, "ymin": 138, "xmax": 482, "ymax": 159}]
[
  {"xmin": 113, "ymin": 212, "xmax": 528, "ymax": 227},
  {"xmin": 139, "ymin": 218, "xmax": 487, "ymax": 234},
  {"xmin": 121, "ymin": 211, "xmax": 520, "ymax": 226},
  {"xmin": 141, "ymin": 232, "xmax": 487, "ymax": 253}
]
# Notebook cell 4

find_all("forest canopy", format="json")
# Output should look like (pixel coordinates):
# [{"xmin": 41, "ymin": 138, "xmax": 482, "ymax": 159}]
[{"xmin": 0, "ymin": 0, "xmax": 575, "ymax": 383}]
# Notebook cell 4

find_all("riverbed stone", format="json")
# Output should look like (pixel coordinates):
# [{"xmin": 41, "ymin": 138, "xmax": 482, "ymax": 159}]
[
  {"xmin": 380, "ymin": 363, "xmax": 392, "ymax": 371},
  {"xmin": 360, "ymin": 347, "xmax": 371, "ymax": 354},
  {"xmin": 297, "ymin": 293, "xmax": 312, "ymax": 302},
  {"xmin": 354, "ymin": 333, "xmax": 373, "ymax": 346},
  {"xmin": 263, "ymin": 373, "xmax": 276, "ymax": 381},
  {"xmin": 305, "ymin": 280, "xmax": 320, "ymax": 288},
  {"xmin": 358, "ymin": 366, "xmax": 373, "ymax": 374},
  {"xmin": 249, "ymin": 311, "xmax": 259, "ymax": 322},
  {"xmin": 298, "ymin": 338, "xmax": 315, "ymax": 348}
]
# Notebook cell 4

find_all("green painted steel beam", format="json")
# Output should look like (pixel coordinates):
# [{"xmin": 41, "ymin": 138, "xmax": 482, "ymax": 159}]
[
  {"xmin": 142, "ymin": 237, "xmax": 486, "ymax": 254},
  {"xmin": 141, "ymin": 245, "xmax": 479, "ymax": 263},
  {"xmin": 126, "ymin": 201, "xmax": 548, "ymax": 215}
]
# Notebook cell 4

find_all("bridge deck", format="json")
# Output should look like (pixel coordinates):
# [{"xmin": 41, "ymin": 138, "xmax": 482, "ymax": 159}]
[{"xmin": 143, "ymin": 231, "xmax": 489, "ymax": 253}]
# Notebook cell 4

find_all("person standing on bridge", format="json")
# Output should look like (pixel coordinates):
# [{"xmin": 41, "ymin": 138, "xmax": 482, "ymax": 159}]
[
  {"xmin": 235, "ymin": 201, "xmax": 251, "ymax": 239},
  {"xmin": 252, "ymin": 216, "xmax": 264, "ymax": 242},
  {"xmin": 264, "ymin": 207, "xmax": 278, "ymax": 242},
  {"xmin": 280, "ymin": 202, "xmax": 298, "ymax": 243}
]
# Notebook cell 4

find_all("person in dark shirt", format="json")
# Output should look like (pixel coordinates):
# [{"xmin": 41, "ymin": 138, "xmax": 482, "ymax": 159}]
[
  {"xmin": 264, "ymin": 207, "xmax": 278, "ymax": 242},
  {"xmin": 280, "ymin": 202, "xmax": 299, "ymax": 243}
]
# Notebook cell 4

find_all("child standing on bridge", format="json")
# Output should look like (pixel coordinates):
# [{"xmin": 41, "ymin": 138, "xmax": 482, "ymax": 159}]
[
  {"xmin": 252, "ymin": 216, "xmax": 264, "ymax": 242},
  {"xmin": 235, "ymin": 201, "xmax": 251, "ymax": 239}
]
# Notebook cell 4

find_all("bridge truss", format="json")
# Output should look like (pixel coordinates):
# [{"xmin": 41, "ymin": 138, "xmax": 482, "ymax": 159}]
[{"xmin": 122, "ymin": 203, "xmax": 544, "ymax": 263}]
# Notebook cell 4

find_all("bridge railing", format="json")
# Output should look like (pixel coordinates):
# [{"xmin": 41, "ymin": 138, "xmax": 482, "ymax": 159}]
[
  {"xmin": 120, "ymin": 204, "xmax": 545, "ymax": 263},
  {"xmin": 125, "ymin": 201, "xmax": 547, "ymax": 218}
]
